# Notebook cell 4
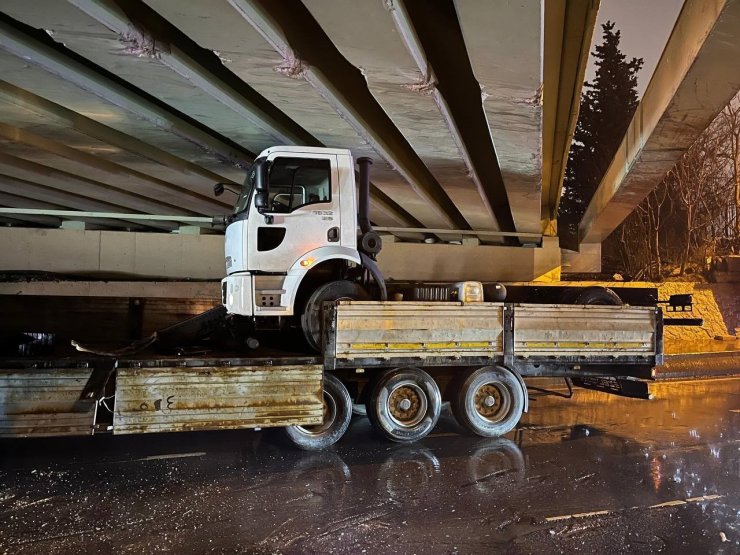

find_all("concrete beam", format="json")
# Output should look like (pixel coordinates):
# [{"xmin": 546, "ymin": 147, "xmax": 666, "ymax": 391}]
[
  {"xmin": 0, "ymin": 79, "xmax": 237, "ymax": 190},
  {"xmin": 0, "ymin": 209, "xmax": 59, "ymax": 228},
  {"xmin": 0, "ymin": 280, "xmax": 220, "ymax": 299},
  {"xmin": 0, "ymin": 226, "xmax": 562, "ymax": 282},
  {"xmin": 542, "ymin": 0, "xmax": 600, "ymax": 224},
  {"xmin": 580, "ymin": 0, "xmax": 740, "ymax": 243},
  {"xmin": 147, "ymin": 0, "xmax": 437, "ymax": 228},
  {"xmin": 0, "ymin": 175, "xmax": 172, "ymax": 230},
  {"xmin": 0, "ymin": 12, "xmax": 253, "ymax": 168},
  {"xmin": 390, "ymin": 0, "xmax": 514, "ymax": 234},
  {"xmin": 0, "ymin": 208, "xmax": 214, "ymax": 228},
  {"xmin": 454, "ymin": 0, "xmax": 545, "ymax": 235},
  {"xmin": 60, "ymin": 2, "xmax": 423, "ymax": 230},
  {"xmin": 229, "ymin": 0, "xmax": 471, "ymax": 230},
  {"xmin": 0, "ymin": 193, "xmax": 149, "ymax": 230},
  {"xmin": 67, "ymin": 0, "xmax": 317, "ymax": 146},
  {"xmin": 0, "ymin": 227, "xmax": 225, "ymax": 279},
  {"xmin": 0, "ymin": 122, "xmax": 225, "ymax": 214},
  {"xmin": 0, "ymin": 151, "xmax": 195, "ymax": 216},
  {"xmin": 562, "ymin": 243, "xmax": 602, "ymax": 274},
  {"xmin": 377, "ymin": 237, "xmax": 562, "ymax": 282},
  {"xmin": 302, "ymin": 0, "xmax": 492, "ymax": 232}
]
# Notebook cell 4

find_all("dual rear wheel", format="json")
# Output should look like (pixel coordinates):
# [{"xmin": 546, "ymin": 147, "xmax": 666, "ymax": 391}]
[
  {"xmin": 451, "ymin": 366, "xmax": 526, "ymax": 438},
  {"xmin": 284, "ymin": 366, "xmax": 527, "ymax": 450},
  {"xmin": 366, "ymin": 366, "xmax": 527, "ymax": 442},
  {"xmin": 366, "ymin": 365, "xmax": 526, "ymax": 443}
]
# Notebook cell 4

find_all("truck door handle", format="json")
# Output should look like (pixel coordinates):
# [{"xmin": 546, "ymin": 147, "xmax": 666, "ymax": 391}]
[{"xmin": 327, "ymin": 227, "xmax": 339, "ymax": 242}]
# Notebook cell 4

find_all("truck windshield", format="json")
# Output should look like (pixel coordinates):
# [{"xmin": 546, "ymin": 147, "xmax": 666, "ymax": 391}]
[{"xmin": 233, "ymin": 158, "xmax": 264, "ymax": 215}]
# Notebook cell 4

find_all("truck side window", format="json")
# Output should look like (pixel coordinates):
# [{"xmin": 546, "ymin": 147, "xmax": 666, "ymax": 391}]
[{"xmin": 268, "ymin": 157, "xmax": 331, "ymax": 213}]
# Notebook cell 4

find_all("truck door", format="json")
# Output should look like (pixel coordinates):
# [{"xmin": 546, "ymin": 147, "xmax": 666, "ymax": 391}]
[{"xmin": 248, "ymin": 153, "xmax": 340, "ymax": 273}]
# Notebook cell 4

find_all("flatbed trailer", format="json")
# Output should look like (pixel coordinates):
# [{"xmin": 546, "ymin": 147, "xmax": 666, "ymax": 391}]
[{"xmin": 0, "ymin": 300, "xmax": 663, "ymax": 450}]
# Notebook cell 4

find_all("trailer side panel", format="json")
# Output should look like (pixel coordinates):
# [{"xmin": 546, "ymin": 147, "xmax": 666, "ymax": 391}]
[
  {"xmin": 113, "ymin": 364, "xmax": 324, "ymax": 434},
  {"xmin": 0, "ymin": 367, "xmax": 97, "ymax": 437}
]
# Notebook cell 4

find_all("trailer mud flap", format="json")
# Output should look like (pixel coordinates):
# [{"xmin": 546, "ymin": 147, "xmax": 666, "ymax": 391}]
[
  {"xmin": 113, "ymin": 364, "xmax": 324, "ymax": 434},
  {"xmin": 572, "ymin": 377, "xmax": 653, "ymax": 400}
]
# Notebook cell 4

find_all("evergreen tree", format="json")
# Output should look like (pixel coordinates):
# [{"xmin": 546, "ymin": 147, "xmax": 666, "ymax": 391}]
[{"xmin": 558, "ymin": 21, "xmax": 643, "ymax": 249}]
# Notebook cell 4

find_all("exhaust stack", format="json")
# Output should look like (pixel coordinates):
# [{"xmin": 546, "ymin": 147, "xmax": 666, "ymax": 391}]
[{"xmin": 357, "ymin": 157, "xmax": 372, "ymax": 234}]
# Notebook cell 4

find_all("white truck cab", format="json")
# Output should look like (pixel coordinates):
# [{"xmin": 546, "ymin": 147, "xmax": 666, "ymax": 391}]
[{"xmin": 219, "ymin": 146, "xmax": 384, "ymax": 348}]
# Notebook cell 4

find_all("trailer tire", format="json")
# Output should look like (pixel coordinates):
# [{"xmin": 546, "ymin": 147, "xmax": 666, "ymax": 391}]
[
  {"xmin": 301, "ymin": 280, "xmax": 369, "ymax": 351},
  {"xmin": 452, "ymin": 366, "xmax": 525, "ymax": 437},
  {"xmin": 284, "ymin": 373, "xmax": 352, "ymax": 450},
  {"xmin": 575, "ymin": 286, "xmax": 622, "ymax": 306},
  {"xmin": 367, "ymin": 367, "xmax": 441, "ymax": 443}
]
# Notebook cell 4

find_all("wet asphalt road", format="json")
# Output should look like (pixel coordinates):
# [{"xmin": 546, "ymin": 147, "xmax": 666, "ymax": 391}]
[{"xmin": 1, "ymin": 377, "xmax": 738, "ymax": 554}]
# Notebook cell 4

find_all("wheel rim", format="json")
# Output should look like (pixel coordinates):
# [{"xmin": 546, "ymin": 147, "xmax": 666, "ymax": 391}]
[
  {"xmin": 473, "ymin": 381, "xmax": 511, "ymax": 424},
  {"xmin": 387, "ymin": 382, "xmax": 427, "ymax": 428},
  {"xmin": 296, "ymin": 391, "xmax": 337, "ymax": 436}
]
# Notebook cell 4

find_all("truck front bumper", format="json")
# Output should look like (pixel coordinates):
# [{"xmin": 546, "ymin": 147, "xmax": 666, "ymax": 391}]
[{"xmin": 222, "ymin": 273, "xmax": 253, "ymax": 316}]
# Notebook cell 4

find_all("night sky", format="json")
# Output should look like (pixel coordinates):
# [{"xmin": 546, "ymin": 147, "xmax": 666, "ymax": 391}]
[{"xmin": 586, "ymin": 0, "xmax": 685, "ymax": 96}]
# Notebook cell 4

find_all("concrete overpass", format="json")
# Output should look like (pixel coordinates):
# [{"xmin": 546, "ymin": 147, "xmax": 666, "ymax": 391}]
[
  {"xmin": 5, "ymin": 0, "xmax": 737, "ymax": 282},
  {"xmin": 0, "ymin": 0, "xmax": 594, "ymax": 232},
  {"xmin": 0, "ymin": 0, "xmax": 605, "ymax": 282},
  {"xmin": 580, "ymin": 0, "xmax": 740, "ymax": 245}
]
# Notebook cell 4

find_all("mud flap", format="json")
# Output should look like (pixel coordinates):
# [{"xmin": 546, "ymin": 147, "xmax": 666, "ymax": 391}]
[
  {"xmin": 359, "ymin": 252, "xmax": 387, "ymax": 301},
  {"xmin": 572, "ymin": 377, "xmax": 652, "ymax": 400}
]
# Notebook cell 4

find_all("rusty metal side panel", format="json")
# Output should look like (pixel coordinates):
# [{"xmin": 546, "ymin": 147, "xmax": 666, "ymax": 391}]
[
  {"xmin": 0, "ymin": 368, "xmax": 96, "ymax": 437},
  {"xmin": 514, "ymin": 304, "xmax": 656, "ymax": 357},
  {"xmin": 113, "ymin": 365, "xmax": 324, "ymax": 434},
  {"xmin": 331, "ymin": 301, "xmax": 504, "ymax": 361}
]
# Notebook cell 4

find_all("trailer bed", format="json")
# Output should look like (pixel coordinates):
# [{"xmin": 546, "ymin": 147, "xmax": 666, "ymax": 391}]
[{"xmin": 0, "ymin": 301, "xmax": 663, "ymax": 440}]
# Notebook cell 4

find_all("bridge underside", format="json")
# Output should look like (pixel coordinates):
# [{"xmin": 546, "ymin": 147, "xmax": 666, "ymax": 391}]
[
  {"xmin": 580, "ymin": 0, "xmax": 740, "ymax": 245},
  {"xmin": 3, "ymin": 1, "xmax": 737, "ymax": 281},
  {"xmin": 0, "ymin": 0, "xmax": 597, "ymax": 246}
]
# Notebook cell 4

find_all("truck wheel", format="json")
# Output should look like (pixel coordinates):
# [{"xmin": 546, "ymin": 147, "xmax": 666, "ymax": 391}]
[
  {"xmin": 367, "ymin": 367, "xmax": 441, "ymax": 443},
  {"xmin": 452, "ymin": 366, "xmax": 525, "ymax": 437},
  {"xmin": 575, "ymin": 286, "xmax": 622, "ymax": 306},
  {"xmin": 301, "ymin": 280, "xmax": 369, "ymax": 351},
  {"xmin": 284, "ymin": 373, "xmax": 352, "ymax": 450}
]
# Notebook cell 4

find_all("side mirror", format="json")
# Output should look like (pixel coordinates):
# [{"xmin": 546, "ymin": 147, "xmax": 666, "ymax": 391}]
[
  {"xmin": 254, "ymin": 190, "xmax": 269, "ymax": 213},
  {"xmin": 253, "ymin": 161, "xmax": 268, "ymax": 192},
  {"xmin": 213, "ymin": 182, "xmax": 225, "ymax": 197}
]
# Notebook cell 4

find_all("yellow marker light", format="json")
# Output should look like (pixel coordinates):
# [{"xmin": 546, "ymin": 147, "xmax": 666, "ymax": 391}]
[
  {"xmin": 456, "ymin": 281, "xmax": 484, "ymax": 302},
  {"xmin": 300, "ymin": 258, "xmax": 314, "ymax": 268}
]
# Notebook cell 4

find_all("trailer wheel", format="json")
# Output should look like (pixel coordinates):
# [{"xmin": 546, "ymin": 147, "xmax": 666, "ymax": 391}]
[
  {"xmin": 284, "ymin": 373, "xmax": 352, "ymax": 450},
  {"xmin": 367, "ymin": 367, "xmax": 441, "ymax": 443},
  {"xmin": 575, "ymin": 286, "xmax": 622, "ymax": 306},
  {"xmin": 301, "ymin": 280, "xmax": 369, "ymax": 351},
  {"xmin": 452, "ymin": 366, "xmax": 525, "ymax": 437}
]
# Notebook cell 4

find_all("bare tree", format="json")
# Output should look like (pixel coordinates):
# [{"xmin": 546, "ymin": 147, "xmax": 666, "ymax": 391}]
[
  {"xmin": 717, "ymin": 100, "xmax": 740, "ymax": 250},
  {"xmin": 603, "ymin": 94, "xmax": 740, "ymax": 278}
]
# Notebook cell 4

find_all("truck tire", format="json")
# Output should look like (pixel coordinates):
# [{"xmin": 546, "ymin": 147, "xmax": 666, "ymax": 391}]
[
  {"xmin": 575, "ymin": 286, "xmax": 623, "ymax": 306},
  {"xmin": 366, "ymin": 367, "xmax": 441, "ymax": 443},
  {"xmin": 301, "ymin": 280, "xmax": 369, "ymax": 351},
  {"xmin": 283, "ymin": 373, "xmax": 352, "ymax": 450},
  {"xmin": 451, "ymin": 366, "xmax": 525, "ymax": 437}
]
